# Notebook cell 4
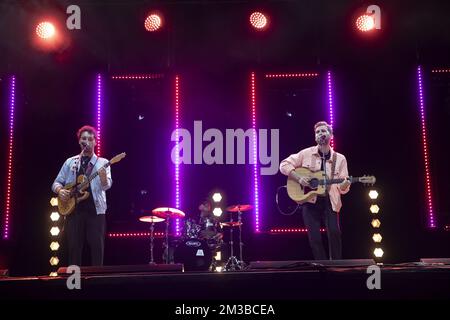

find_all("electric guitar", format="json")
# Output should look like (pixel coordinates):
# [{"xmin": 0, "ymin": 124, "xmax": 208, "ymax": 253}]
[
  {"xmin": 287, "ymin": 167, "xmax": 376, "ymax": 203},
  {"xmin": 58, "ymin": 152, "xmax": 126, "ymax": 216}
]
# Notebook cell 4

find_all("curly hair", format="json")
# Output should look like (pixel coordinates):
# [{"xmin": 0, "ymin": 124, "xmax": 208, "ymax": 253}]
[{"xmin": 76, "ymin": 125, "xmax": 97, "ymax": 140}]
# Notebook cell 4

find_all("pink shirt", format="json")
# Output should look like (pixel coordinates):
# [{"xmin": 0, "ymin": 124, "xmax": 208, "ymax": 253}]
[{"xmin": 279, "ymin": 146, "xmax": 350, "ymax": 213}]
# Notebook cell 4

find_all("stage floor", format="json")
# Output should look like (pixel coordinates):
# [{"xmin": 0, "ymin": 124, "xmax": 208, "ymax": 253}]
[{"xmin": 1, "ymin": 261, "xmax": 450, "ymax": 300}]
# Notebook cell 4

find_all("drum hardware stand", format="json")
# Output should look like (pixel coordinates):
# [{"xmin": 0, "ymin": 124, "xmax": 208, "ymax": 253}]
[{"xmin": 224, "ymin": 208, "xmax": 246, "ymax": 271}]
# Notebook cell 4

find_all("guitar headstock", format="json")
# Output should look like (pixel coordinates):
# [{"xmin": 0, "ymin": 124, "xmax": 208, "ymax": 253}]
[
  {"xmin": 359, "ymin": 175, "xmax": 376, "ymax": 186},
  {"xmin": 110, "ymin": 152, "xmax": 126, "ymax": 164}
]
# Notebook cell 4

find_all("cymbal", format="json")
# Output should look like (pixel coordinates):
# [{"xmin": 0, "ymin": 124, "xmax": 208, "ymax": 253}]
[
  {"xmin": 139, "ymin": 215, "xmax": 165, "ymax": 223},
  {"xmin": 152, "ymin": 207, "xmax": 185, "ymax": 218},
  {"xmin": 226, "ymin": 204, "xmax": 253, "ymax": 212},
  {"xmin": 220, "ymin": 221, "xmax": 243, "ymax": 227}
]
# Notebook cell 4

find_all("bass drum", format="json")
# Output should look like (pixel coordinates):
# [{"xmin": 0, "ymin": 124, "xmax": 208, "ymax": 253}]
[{"xmin": 174, "ymin": 238, "xmax": 212, "ymax": 271}]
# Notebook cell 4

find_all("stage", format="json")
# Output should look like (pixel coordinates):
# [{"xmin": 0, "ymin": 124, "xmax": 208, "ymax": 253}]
[{"xmin": 1, "ymin": 260, "xmax": 450, "ymax": 300}]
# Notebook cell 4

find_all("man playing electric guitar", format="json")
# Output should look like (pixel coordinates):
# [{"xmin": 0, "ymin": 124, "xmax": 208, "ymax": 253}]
[
  {"xmin": 52, "ymin": 125, "xmax": 112, "ymax": 266},
  {"xmin": 279, "ymin": 121, "xmax": 351, "ymax": 260}
]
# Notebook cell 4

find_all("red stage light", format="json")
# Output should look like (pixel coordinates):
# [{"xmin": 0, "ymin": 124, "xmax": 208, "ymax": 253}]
[
  {"xmin": 356, "ymin": 15, "xmax": 375, "ymax": 32},
  {"xmin": 36, "ymin": 21, "xmax": 56, "ymax": 39},
  {"xmin": 249, "ymin": 12, "xmax": 268, "ymax": 30},
  {"xmin": 145, "ymin": 14, "xmax": 162, "ymax": 32}
]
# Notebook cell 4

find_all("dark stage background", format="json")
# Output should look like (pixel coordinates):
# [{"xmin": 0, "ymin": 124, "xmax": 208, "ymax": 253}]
[{"xmin": 1, "ymin": 0, "xmax": 450, "ymax": 276}]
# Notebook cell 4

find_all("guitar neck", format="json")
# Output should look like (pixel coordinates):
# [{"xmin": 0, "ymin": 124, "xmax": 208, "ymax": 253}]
[
  {"xmin": 320, "ymin": 177, "xmax": 359, "ymax": 186},
  {"xmin": 78, "ymin": 162, "xmax": 111, "ymax": 189}
]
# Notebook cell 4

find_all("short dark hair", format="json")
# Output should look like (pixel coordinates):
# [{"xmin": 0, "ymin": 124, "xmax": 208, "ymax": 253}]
[
  {"xmin": 314, "ymin": 121, "xmax": 333, "ymax": 135},
  {"xmin": 77, "ymin": 125, "xmax": 97, "ymax": 140}
]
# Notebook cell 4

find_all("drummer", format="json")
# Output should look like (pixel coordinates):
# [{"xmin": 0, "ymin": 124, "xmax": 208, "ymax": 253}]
[{"xmin": 198, "ymin": 199, "xmax": 223, "ymax": 241}]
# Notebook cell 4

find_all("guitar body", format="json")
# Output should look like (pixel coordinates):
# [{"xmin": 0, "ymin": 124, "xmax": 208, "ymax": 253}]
[
  {"xmin": 287, "ymin": 168, "xmax": 328, "ymax": 203},
  {"xmin": 56, "ymin": 152, "xmax": 126, "ymax": 216},
  {"xmin": 58, "ymin": 175, "xmax": 90, "ymax": 216},
  {"xmin": 286, "ymin": 167, "xmax": 376, "ymax": 203}
]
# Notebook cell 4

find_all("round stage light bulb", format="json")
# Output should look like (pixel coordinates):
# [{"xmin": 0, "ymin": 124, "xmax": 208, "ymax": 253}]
[
  {"xmin": 356, "ymin": 15, "xmax": 375, "ymax": 32},
  {"xmin": 36, "ymin": 22, "xmax": 56, "ymax": 39},
  {"xmin": 144, "ymin": 14, "xmax": 162, "ymax": 32},
  {"xmin": 250, "ymin": 12, "xmax": 268, "ymax": 30}
]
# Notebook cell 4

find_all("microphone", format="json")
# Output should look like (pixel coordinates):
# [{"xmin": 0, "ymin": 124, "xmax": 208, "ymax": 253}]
[
  {"xmin": 81, "ymin": 141, "xmax": 88, "ymax": 149},
  {"xmin": 319, "ymin": 135, "xmax": 327, "ymax": 143}
]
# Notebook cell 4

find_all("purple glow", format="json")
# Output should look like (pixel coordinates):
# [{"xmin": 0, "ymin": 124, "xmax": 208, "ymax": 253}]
[
  {"xmin": 111, "ymin": 74, "xmax": 164, "ymax": 80},
  {"xmin": 265, "ymin": 73, "xmax": 319, "ymax": 78},
  {"xmin": 174, "ymin": 76, "xmax": 181, "ymax": 235},
  {"xmin": 251, "ymin": 72, "xmax": 260, "ymax": 232},
  {"xmin": 417, "ymin": 66, "xmax": 436, "ymax": 228},
  {"xmin": 109, "ymin": 232, "xmax": 165, "ymax": 238},
  {"xmin": 270, "ymin": 228, "xmax": 326, "ymax": 234},
  {"xmin": 3, "ymin": 76, "xmax": 16, "ymax": 239},
  {"xmin": 96, "ymin": 74, "xmax": 102, "ymax": 156},
  {"xmin": 327, "ymin": 71, "xmax": 335, "ymax": 149}
]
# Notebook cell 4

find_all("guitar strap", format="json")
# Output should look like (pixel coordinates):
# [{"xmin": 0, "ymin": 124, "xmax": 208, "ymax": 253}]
[{"xmin": 327, "ymin": 152, "xmax": 338, "ymax": 194}]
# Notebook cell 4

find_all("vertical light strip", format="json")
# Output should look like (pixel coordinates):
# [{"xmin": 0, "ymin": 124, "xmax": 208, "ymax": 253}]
[
  {"xmin": 174, "ymin": 75, "xmax": 181, "ymax": 235},
  {"xmin": 96, "ymin": 74, "xmax": 102, "ymax": 156},
  {"xmin": 417, "ymin": 66, "xmax": 436, "ymax": 228},
  {"xmin": 327, "ymin": 71, "xmax": 335, "ymax": 149},
  {"xmin": 251, "ymin": 72, "xmax": 260, "ymax": 232},
  {"xmin": 3, "ymin": 76, "xmax": 16, "ymax": 239}
]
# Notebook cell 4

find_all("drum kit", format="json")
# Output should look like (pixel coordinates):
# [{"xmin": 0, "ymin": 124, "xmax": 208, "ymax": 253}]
[{"xmin": 138, "ymin": 204, "xmax": 253, "ymax": 271}]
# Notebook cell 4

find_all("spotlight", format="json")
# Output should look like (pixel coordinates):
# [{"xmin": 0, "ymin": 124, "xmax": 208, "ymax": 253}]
[
  {"xmin": 50, "ymin": 227, "xmax": 60, "ymax": 236},
  {"xmin": 370, "ymin": 204, "xmax": 380, "ymax": 214},
  {"xmin": 372, "ymin": 233, "xmax": 382, "ymax": 243},
  {"xmin": 144, "ymin": 13, "xmax": 162, "ymax": 32},
  {"xmin": 36, "ymin": 21, "xmax": 56, "ymax": 39},
  {"xmin": 212, "ymin": 193, "xmax": 222, "ymax": 203},
  {"xmin": 49, "ymin": 272, "xmax": 58, "ymax": 277},
  {"xmin": 249, "ymin": 12, "xmax": 268, "ymax": 30},
  {"xmin": 213, "ymin": 208, "xmax": 223, "ymax": 217},
  {"xmin": 50, "ymin": 241, "xmax": 60, "ymax": 251},
  {"xmin": 356, "ymin": 15, "xmax": 375, "ymax": 32},
  {"xmin": 373, "ymin": 248, "xmax": 384, "ymax": 258},
  {"xmin": 369, "ymin": 190, "xmax": 379, "ymax": 200},
  {"xmin": 50, "ymin": 197, "xmax": 58, "ymax": 207},
  {"xmin": 49, "ymin": 256, "xmax": 59, "ymax": 266},
  {"xmin": 50, "ymin": 211, "xmax": 60, "ymax": 222},
  {"xmin": 371, "ymin": 219, "xmax": 381, "ymax": 228}
]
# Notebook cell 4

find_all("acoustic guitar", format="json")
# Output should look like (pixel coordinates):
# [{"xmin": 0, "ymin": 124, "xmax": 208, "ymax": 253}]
[
  {"xmin": 58, "ymin": 152, "xmax": 126, "ymax": 216},
  {"xmin": 287, "ymin": 167, "xmax": 376, "ymax": 203}
]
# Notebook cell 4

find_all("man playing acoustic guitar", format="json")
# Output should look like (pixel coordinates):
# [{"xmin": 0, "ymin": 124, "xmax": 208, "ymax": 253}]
[
  {"xmin": 52, "ymin": 125, "xmax": 112, "ymax": 266},
  {"xmin": 279, "ymin": 121, "xmax": 351, "ymax": 260}
]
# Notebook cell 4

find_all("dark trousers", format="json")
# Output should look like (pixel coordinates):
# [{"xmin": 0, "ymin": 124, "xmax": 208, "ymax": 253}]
[
  {"xmin": 65, "ymin": 208, "xmax": 106, "ymax": 266},
  {"xmin": 302, "ymin": 198, "xmax": 342, "ymax": 260}
]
